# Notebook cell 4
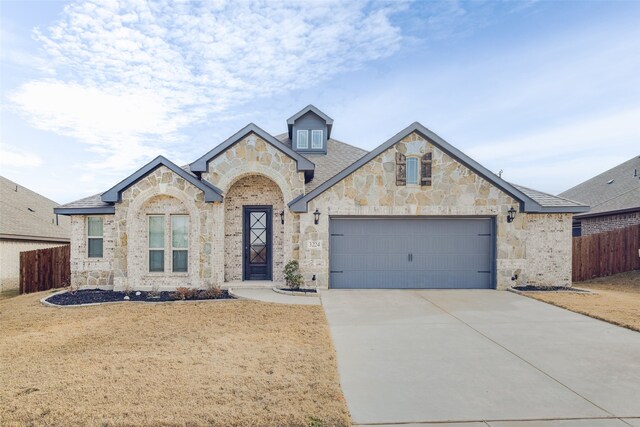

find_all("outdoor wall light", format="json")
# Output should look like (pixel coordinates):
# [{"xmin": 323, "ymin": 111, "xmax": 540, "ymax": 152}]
[
  {"xmin": 507, "ymin": 206, "xmax": 517, "ymax": 223},
  {"xmin": 280, "ymin": 210, "xmax": 285, "ymax": 225},
  {"xmin": 313, "ymin": 208, "xmax": 321, "ymax": 225}
]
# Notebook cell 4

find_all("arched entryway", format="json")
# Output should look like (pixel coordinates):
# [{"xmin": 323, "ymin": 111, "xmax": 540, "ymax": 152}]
[{"xmin": 224, "ymin": 175, "xmax": 285, "ymax": 282}]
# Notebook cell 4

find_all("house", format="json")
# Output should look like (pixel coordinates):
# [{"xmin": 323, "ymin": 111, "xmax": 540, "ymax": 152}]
[
  {"xmin": 0, "ymin": 176, "xmax": 70, "ymax": 292},
  {"xmin": 559, "ymin": 156, "xmax": 640, "ymax": 236},
  {"xmin": 54, "ymin": 105, "xmax": 588, "ymax": 291}
]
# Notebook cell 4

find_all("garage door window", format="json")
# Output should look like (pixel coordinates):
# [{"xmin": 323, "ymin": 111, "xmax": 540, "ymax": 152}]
[{"xmin": 406, "ymin": 157, "xmax": 419, "ymax": 185}]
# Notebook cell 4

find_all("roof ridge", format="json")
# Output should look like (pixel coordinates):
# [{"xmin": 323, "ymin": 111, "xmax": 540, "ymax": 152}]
[{"xmin": 588, "ymin": 184, "xmax": 640, "ymax": 208}]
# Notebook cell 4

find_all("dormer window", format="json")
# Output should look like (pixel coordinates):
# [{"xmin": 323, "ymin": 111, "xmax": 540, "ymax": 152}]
[
  {"xmin": 296, "ymin": 130, "xmax": 308, "ymax": 149},
  {"xmin": 288, "ymin": 105, "xmax": 333, "ymax": 155},
  {"xmin": 311, "ymin": 130, "xmax": 323, "ymax": 149}
]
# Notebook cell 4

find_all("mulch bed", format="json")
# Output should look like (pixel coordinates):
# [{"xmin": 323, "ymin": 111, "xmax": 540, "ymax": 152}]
[
  {"xmin": 278, "ymin": 288, "xmax": 317, "ymax": 294},
  {"xmin": 45, "ymin": 289, "xmax": 235, "ymax": 306},
  {"xmin": 512, "ymin": 285, "xmax": 588, "ymax": 292}
]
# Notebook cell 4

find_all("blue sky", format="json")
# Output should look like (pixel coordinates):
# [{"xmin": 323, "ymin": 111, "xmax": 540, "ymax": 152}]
[{"xmin": 1, "ymin": 0, "xmax": 639, "ymax": 204}]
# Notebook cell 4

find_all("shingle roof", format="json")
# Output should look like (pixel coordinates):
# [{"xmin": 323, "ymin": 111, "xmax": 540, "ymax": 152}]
[
  {"xmin": 56, "ymin": 126, "xmax": 588, "ymax": 214},
  {"xmin": 559, "ymin": 156, "xmax": 640, "ymax": 218},
  {"xmin": 0, "ymin": 176, "xmax": 70, "ymax": 242},
  {"xmin": 275, "ymin": 133, "xmax": 368, "ymax": 192},
  {"xmin": 511, "ymin": 184, "xmax": 587, "ymax": 209}
]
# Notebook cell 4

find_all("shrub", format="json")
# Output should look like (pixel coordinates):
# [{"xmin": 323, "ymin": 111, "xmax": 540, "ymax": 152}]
[
  {"xmin": 284, "ymin": 260, "xmax": 304, "ymax": 290},
  {"xmin": 172, "ymin": 287, "xmax": 195, "ymax": 300},
  {"xmin": 202, "ymin": 284, "xmax": 223, "ymax": 299}
]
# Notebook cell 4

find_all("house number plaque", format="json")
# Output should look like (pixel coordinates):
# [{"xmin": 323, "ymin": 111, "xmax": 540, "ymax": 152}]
[{"xmin": 307, "ymin": 240, "xmax": 322, "ymax": 249}]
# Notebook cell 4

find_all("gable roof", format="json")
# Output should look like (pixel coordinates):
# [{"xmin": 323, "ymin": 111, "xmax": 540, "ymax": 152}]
[
  {"xmin": 101, "ymin": 156, "xmax": 223, "ymax": 203},
  {"xmin": 274, "ymin": 133, "xmax": 368, "ymax": 192},
  {"xmin": 289, "ymin": 122, "xmax": 590, "ymax": 214},
  {"xmin": 1, "ymin": 176, "xmax": 70, "ymax": 242},
  {"xmin": 559, "ymin": 155, "xmax": 640, "ymax": 218},
  {"xmin": 287, "ymin": 104, "xmax": 334, "ymax": 139},
  {"xmin": 190, "ymin": 123, "xmax": 315, "ymax": 177}
]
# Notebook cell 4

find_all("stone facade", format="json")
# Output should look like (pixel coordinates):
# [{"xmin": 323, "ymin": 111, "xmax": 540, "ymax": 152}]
[
  {"xmin": 297, "ymin": 132, "xmax": 573, "ymax": 290},
  {"xmin": 70, "ymin": 214, "xmax": 116, "ymax": 288},
  {"xmin": 580, "ymin": 211, "xmax": 640, "ymax": 236},
  {"xmin": 68, "ymin": 130, "xmax": 574, "ymax": 291}
]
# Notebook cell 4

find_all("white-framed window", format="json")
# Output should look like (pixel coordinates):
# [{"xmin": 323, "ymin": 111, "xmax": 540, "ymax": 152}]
[
  {"xmin": 296, "ymin": 129, "xmax": 308, "ymax": 149},
  {"xmin": 311, "ymin": 129, "xmax": 323, "ymax": 149},
  {"xmin": 87, "ymin": 217, "xmax": 103, "ymax": 258},
  {"xmin": 148, "ymin": 215, "xmax": 165, "ymax": 272},
  {"xmin": 171, "ymin": 215, "xmax": 189, "ymax": 273},
  {"xmin": 406, "ymin": 157, "xmax": 419, "ymax": 185}
]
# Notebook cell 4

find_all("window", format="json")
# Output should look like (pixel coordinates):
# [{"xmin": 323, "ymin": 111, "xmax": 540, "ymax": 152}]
[
  {"xmin": 171, "ymin": 215, "xmax": 189, "ymax": 272},
  {"xmin": 296, "ymin": 129, "xmax": 308, "ymax": 149},
  {"xmin": 87, "ymin": 217, "xmax": 103, "ymax": 258},
  {"xmin": 406, "ymin": 157, "xmax": 419, "ymax": 185},
  {"xmin": 148, "ymin": 215, "xmax": 165, "ymax": 272},
  {"xmin": 311, "ymin": 129, "xmax": 323, "ymax": 149}
]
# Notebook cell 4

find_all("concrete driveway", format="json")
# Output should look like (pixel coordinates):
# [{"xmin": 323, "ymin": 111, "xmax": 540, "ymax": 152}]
[{"xmin": 320, "ymin": 290, "xmax": 640, "ymax": 426}]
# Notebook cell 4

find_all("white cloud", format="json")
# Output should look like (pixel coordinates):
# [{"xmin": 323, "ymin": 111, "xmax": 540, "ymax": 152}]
[
  {"xmin": 0, "ymin": 143, "xmax": 43, "ymax": 168},
  {"xmin": 467, "ymin": 108, "xmax": 640, "ymax": 193},
  {"xmin": 9, "ymin": 0, "xmax": 404, "ymax": 171}
]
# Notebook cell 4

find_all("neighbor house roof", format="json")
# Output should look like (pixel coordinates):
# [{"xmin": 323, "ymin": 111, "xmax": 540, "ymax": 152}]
[
  {"xmin": 559, "ymin": 155, "xmax": 640, "ymax": 218},
  {"xmin": 0, "ymin": 176, "xmax": 70, "ymax": 242},
  {"xmin": 289, "ymin": 122, "xmax": 590, "ymax": 214}
]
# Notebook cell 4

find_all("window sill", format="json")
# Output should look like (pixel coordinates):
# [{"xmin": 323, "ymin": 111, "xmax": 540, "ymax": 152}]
[{"xmin": 144, "ymin": 272, "xmax": 189, "ymax": 277}]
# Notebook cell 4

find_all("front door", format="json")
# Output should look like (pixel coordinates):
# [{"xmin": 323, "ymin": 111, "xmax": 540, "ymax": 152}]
[{"xmin": 243, "ymin": 206, "xmax": 272, "ymax": 280}]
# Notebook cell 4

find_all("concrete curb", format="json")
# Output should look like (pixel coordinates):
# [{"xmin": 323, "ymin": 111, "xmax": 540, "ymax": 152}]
[
  {"xmin": 508, "ymin": 287, "xmax": 592, "ymax": 296},
  {"xmin": 272, "ymin": 287, "xmax": 319, "ymax": 297},
  {"xmin": 41, "ymin": 289, "xmax": 238, "ymax": 308}
]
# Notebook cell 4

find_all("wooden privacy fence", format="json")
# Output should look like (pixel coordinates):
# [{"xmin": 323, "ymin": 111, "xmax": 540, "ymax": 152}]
[
  {"xmin": 19, "ymin": 245, "xmax": 71, "ymax": 294},
  {"xmin": 572, "ymin": 224, "xmax": 640, "ymax": 282}
]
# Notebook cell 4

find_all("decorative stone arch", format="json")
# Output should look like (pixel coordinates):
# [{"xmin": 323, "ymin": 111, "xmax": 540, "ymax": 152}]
[
  {"xmin": 222, "ymin": 173, "xmax": 289, "ymax": 283},
  {"xmin": 124, "ymin": 186, "xmax": 202, "ymax": 290},
  {"xmin": 217, "ymin": 164, "xmax": 299, "ymax": 204}
]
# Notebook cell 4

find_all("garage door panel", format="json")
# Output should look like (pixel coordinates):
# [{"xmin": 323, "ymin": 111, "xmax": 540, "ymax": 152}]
[{"xmin": 330, "ymin": 218, "xmax": 494, "ymax": 289}]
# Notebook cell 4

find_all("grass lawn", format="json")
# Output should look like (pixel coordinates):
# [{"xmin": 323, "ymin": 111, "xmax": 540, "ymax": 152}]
[
  {"xmin": 0, "ymin": 291, "xmax": 350, "ymax": 426},
  {"xmin": 527, "ymin": 270, "xmax": 640, "ymax": 332}
]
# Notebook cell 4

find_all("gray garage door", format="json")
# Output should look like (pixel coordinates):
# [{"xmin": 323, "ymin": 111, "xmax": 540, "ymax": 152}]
[{"xmin": 329, "ymin": 218, "xmax": 495, "ymax": 289}]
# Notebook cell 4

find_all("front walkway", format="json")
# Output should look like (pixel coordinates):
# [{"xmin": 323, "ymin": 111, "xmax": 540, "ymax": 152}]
[
  {"xmin": 229, "ymin": 287, "xmax": 321, "ymax": 305},
  {"xmin": 320, "ymin": 290, "xmax": 640, "ymax": 426}
]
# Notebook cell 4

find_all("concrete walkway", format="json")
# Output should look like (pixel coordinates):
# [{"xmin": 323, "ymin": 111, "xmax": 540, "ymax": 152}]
[
  {"xmin": 321, "ymin": 290, "xmax": 640, "ymax": 426},
  {"xmin": 229, "ymin": 287, "xmax": 321, "ymax": 305}
]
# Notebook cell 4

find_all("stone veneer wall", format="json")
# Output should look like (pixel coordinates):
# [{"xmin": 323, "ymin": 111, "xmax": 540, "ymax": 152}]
[
  {"xmin": 523, "ymin": 213, "xmax": 573, "ymax": 285},
  {"xmin": 70, "ymin": 215, "xmax": 115, "ymax": 288},
  {"xmin": 581, "ymin": 211, "xmax": 640, "ymax": 236},
  {"xmin": 111, "ymin": 166, "xmax": 219, "ymax": 290},
  {"xmin": 298, "ymin": 132, "xmax": 573, "ymax": 290},
  {"xmin": 224, "ymin": 175, "xmax": 285, "ymax": 282},
  {"xmin": 202, "ymin": 132, "xmax": 305, "ymax": 283}
]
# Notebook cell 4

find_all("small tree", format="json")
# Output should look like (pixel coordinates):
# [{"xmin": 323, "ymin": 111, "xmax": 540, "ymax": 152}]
[{"xmin": 283, "ymin": 260, "xmax": 304, "ymax": 290}]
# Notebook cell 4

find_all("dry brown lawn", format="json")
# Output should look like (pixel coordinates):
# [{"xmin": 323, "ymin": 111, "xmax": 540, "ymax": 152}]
[
  {"xmin": 0, "ymin": 291, "xmax": 350, "ymax": 427},
  {"xmin": 527, "ymin": 270, "xmax": 640, "ymax": 332}
]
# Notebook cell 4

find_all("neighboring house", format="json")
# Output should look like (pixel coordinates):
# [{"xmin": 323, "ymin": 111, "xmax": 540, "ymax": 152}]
[
  {"xmin": 559, "ymin": 156, "xmax": 640, "ymax": 237},
  {"xmin": 55, "ymin": 105, "xmax": 588, "ymax": 291},
  {"xmin": 0, "ymin": 176, "xmax": 70, "ymax": 292}
]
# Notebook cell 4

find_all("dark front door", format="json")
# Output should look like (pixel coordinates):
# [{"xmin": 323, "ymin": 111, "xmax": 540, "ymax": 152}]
[{"xmin": 243, "ymin": 206, "xmax": 272, "ymax": 281}]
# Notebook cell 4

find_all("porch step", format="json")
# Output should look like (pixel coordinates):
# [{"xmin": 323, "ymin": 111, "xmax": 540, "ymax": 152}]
[{"xmin": 223, "ymin": 280, "xmax": 284, "ymax": 289}]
